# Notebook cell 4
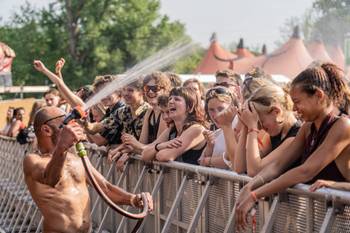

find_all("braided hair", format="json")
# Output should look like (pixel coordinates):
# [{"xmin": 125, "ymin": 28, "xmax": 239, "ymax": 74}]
[{"xmin": 291, "ymin": 63, "xmax": 350, "ymax": 114}]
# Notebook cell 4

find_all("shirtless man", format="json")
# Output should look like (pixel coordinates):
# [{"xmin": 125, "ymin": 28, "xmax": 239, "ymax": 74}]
[{"xmin": 23, "ymin": 106, "xmax": 153, "ymax": 233}]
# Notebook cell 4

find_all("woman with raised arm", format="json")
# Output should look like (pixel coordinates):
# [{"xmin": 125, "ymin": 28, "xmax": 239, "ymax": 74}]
[
  {"xmin": 198, "ymin": 86, "xmax": 239, "ymax": 168},
  {"xmin": 234, "ymin": 84, "xmax": 300, "ymax": 176},
  {"xmin": 234, "ymin": 63, "xmax": 350, "ymax": 230},
  {"xmin": 215, "ymin": 71, "xmax": 275, "ymax": 171},
  {"xmin": 141, "ymin": 87, "xmax": 207, "ymax": 165}
]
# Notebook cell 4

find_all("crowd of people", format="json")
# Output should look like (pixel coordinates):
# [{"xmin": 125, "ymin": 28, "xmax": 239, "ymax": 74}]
[{"xmin": 2, "ymin": 57, "xmax": 350, "ymax": 231}]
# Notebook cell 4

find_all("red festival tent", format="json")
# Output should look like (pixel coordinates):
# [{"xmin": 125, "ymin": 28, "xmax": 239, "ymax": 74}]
[
  {"xmin": 306, "ymin": 38, "xmax": 333, "ymax": 63},
  {"xmin": 195, "ymin": 33, "xmax": 236, "ymax": 74}
]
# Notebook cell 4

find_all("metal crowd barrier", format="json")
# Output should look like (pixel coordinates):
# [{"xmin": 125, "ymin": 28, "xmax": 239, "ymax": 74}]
[{"xmin": 1, "ymin": 136, "xmax": 350, "ymax": 233}]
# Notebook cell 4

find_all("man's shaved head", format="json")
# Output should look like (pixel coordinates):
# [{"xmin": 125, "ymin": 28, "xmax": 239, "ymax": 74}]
[{"xmin": 33, "ymin": 106, "xmax": 66, "ymax": 135}]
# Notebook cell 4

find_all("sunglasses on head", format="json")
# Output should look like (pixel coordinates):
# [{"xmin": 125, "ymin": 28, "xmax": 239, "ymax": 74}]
[
  {"xmin": 206, "ymin": 86, "xmax": 232, "ymax": 98},
  {"xmin": 143, "ymin": 85, "xmax": 162, "ymax": 93},
  {"xmin": 214, "ymin": 82, "xmax": 235, "ymax": 88}
]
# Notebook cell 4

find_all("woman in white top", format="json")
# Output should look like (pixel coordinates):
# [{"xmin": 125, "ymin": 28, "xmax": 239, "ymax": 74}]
[{"xmin": 198, "ymin": 86, "xmax": 238, "ymax": 168}]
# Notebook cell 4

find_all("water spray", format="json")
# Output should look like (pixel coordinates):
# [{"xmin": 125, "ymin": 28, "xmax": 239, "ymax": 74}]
[{"xmin": 84, "ymin": 39, "xmax": 198, "ymax": 110}]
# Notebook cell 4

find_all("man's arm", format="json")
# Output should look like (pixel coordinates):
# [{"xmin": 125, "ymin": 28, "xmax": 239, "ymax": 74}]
[
  {"xmin": 43, "ymin": 123, "xmax": 86, "ymax": 187},
  {"xmin": 88, "ymin": 164, "xmax": 135, "ymax": 205}
]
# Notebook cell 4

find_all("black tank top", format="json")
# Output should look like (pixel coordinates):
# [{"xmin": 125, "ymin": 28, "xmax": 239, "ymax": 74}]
[
  {"xmin": 269, "ymin": 122, "xmax": 301, "ymax": 151},
  {"xmin": 300, "ymin": 114, "xmax": 346, "ymax": 183},
  {"xmin": 168, "ymin": 127, "xmax": 206, "ymax": 165},
  {"xmin": 148, "ymin": 110, "xmax": 161, "ymax": 143}
]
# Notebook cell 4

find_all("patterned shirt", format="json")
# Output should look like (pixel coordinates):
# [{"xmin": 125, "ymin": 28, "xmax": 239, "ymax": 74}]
[
  {"xmin": 101, "ymin": 102, "xmax": 149, "ymax": 145},
  {"xmin": 100, "ymin": 101, "xmax": 125, "ymax": 144}
]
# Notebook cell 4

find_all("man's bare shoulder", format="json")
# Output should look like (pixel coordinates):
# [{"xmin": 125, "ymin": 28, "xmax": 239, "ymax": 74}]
[{"xmin": 23, "ymin": 153, "xmax": 46, "ymax": 179}]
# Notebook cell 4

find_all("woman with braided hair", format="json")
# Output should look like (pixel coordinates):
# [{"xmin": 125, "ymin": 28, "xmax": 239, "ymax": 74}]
[{"xmin": 234, "ymin": 63, "xmax": 350, "ymax": 231}]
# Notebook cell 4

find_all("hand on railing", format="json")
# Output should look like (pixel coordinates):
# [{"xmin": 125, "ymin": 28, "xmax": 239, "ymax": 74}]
[
  {"xmin": 234, "ymin": 185, "xmax": 256, "ymax": 231},
  {"xmin": 131, "ymin": 192, "xmax": 154, "ymax": 212}
]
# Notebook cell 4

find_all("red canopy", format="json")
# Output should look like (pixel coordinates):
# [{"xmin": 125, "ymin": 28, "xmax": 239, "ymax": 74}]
[
  {"xmin": 326, "ymin": 44, "xmax": 345, "ymax": 70},
  {"xmin": 235, "ymin": 38, "xmax": 255, "ymax": 59},
  {"xmin": 195, "ymin": 33, "xmax": 236, "ymax": 74},
  {"xmin": 234, "ymin": 27, "xmax": 313, "ymax": 79},
  {"xmin": 307, "ymin": 40, "xmax": 333, "ymax": 63}
]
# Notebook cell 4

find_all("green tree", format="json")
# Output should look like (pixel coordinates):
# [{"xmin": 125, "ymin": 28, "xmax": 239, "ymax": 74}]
[{"xmin": 0, "ymin": 0, "xmax": 194, "ymax": 89}]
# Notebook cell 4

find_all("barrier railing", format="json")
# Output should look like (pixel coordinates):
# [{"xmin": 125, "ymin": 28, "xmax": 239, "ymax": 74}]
[{"xmin": 1, "ymin": 136, "xmax": 350, "ymax": 233}]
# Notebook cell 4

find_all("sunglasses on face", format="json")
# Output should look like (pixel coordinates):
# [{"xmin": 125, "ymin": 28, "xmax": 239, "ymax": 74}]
[
  {"xmin": 143, "ymin": 85, "xmax": 162, "ymax": 93},
  {"xmin": 42, "ymin": 114, "xmax": 66, "ymax": 125}
]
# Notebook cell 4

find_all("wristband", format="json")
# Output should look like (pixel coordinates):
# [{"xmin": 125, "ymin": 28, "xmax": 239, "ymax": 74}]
[
  {"xmin": 251, "ymin": 191, "xmax": 258, "ymax": 202},
  {"xmin": 257, "ymin": 175, "xmax": 265, "ymax": 185},
  {"xmin": 155, "ymin": 143, "xmax": 161, "ymax": 152},
  {"xmin": 248, "ymin": 128, "xmax": 259, "ymax": 134},
  {"xmin": 208, "ymin": 157, "xmax": 213, "ymax": 167}
]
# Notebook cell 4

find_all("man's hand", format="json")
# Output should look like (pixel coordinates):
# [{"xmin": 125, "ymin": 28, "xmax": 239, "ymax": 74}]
[
  {"xmin": 33, "ymin": 60, "xmax": 47, "ymax": 73},
  {"xmin": 55, "ymin": 58, "xmax": 65, "ymax": 77},
  {"xmin": 130, "ymin": 192, "xmax": 154, "ymax": 212},
  {"xmin": 57, "ymin": 122, "xmax": 86, "ymax": 152},
  {"xmin": 115, "ymin": 153, "xmax": 129, "ymax": 172}
]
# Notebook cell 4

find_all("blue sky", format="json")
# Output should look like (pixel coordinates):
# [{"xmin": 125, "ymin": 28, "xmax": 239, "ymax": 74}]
[{"xmin": 0, "ymin": 0, "xmax": 315, "ymax": 50}]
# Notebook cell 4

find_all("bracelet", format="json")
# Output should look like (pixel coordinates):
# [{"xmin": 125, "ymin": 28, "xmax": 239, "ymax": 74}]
[
  {"xmin": 248, "ymin": 128, "xmax": 259, "ymax": 134},
  {"xmin": 155, "ymin": 143, "xmax": 161, "ymax": 152},
  {"xmin": 257, "ymin": 175, "xmax": 265, "ymax": 185},
  {"xmin": 208, "ymin": 157, "xmax": 213, "ymax": 167},
  {"xmin": 251, "ymin": 191, "xmax": 258, "ymax": 202}
]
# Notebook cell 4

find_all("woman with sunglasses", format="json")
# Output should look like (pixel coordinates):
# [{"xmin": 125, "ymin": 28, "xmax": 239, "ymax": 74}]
[
  {"xmin": 235, "ymin": 63, "xmax": 350, "ymax": 230},
  {"xmin": 121, "ymin": 72, "xmax": 171, "ymax": 153},
  {"xmin": 234, "ymin": 84, "xmax": 300, "ymax": 176},
  {"xmin": 198, "ymin": 86, "xmax": 239, "ymax": 168},
  {"xmin": 215, "ymin": 70, "xmax": 275, "ymax": 169},
  {"xmin": 141, "ymin": 87, "xmax": 208, "ymax": 165}
]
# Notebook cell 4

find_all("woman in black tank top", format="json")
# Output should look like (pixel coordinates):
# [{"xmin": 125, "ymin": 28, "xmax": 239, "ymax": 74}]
[
  {"xmin": 234, "ymin": 84, "xmax": 300, "ymax": 176},
  {"xmin": 235, "ymin": 63, "xmax": 350, "ymax": 229},
  {"xmin": 141, "ymin": 87, "xmax": 208, "ymax": 165},
  {"xmin": 121, "ymin": 72, "xmax": 171, "ymax": 154}
]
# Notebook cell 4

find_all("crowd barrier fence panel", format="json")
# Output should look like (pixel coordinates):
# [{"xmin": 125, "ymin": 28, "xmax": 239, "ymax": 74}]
[{"xmin": 0, "ymin": 136, "xmax": 350, "ymax": 233}]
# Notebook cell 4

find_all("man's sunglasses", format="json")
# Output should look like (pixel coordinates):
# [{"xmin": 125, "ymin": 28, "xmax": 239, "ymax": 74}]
[
  {"xmin": 143, "ymin": 85, "xmax": 162, "ymax": 93},
  {"xmin": 42, "ymin": 114, "xmax": 66, "ymax": 125}
]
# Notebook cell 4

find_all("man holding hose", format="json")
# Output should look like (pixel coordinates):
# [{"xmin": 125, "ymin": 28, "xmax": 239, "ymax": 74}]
[{"xmin": 23, "ymin": 106, "xmax": 153, "ymax": 233}]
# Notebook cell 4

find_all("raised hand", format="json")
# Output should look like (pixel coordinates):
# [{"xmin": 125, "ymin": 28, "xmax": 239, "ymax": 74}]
[
  {"xmin": 33, "ymin": 60, "xmax": 47, "ymax": 73},
  {"xmin": 57, "ymin": 122, "xmax": 87, "ymax": 152},
  {"xmin": 202, "ymin": 130, "xmax": 216, "ymax": 148},
  {"xmin": 55, "ymin": 58, "xmax": 65, "ymax": 77},
  {"xmin": 238, "ymin": 101, "xmax": 259, "ymax": 129},
  {"xmin": 214, "ymin": 105, "xmax": 237, "ymax": 128}
]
